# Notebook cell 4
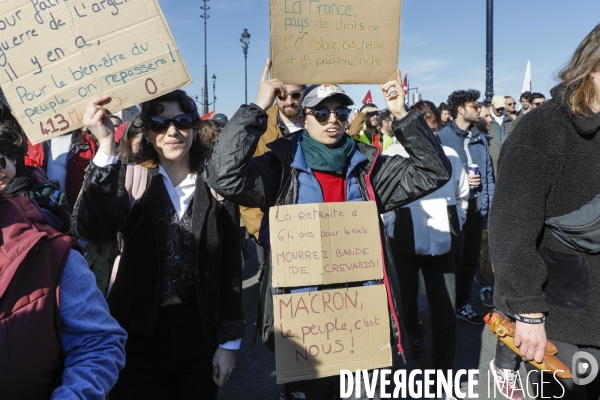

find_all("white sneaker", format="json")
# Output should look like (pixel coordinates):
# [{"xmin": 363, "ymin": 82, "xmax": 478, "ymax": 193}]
[{"xmin": 489, "ymin": 359, "xmax": 524, "ymax": 400}]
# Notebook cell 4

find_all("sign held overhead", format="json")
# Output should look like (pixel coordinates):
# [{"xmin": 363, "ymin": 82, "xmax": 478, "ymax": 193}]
[
  {"xmin": 269, "ymin": 0, "xmax": 402, "ymax": 84},
  {"xmin": 0, "ymin": 0, "xmax": 192, "ymax": 144}
]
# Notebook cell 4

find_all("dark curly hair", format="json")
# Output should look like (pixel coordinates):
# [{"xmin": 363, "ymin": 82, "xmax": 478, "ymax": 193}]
[
  {"xmin": 520, "ymin": 91, "xmax": 531, "ymax": 102},
  {"xmin": 135, "ymin": 90, "xmax": 208, "ymax": 173},
  {"xmin": 446, "ymin": 90, "xmax": 481, "ymax": 119},
  {"xmin": 438, "ymin": 102, "xmax": 450, "ymax": 112},
  {"xmin": 0, "ymin": 123, "xmax": 27, "ymax": 175}
]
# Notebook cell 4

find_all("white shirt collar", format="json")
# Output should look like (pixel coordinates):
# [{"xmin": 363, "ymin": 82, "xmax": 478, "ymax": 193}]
[
  {"xmin": 492, "ymin": 112, "xmax": 504, "ymax": 126},
  {"xmin": 158, "ymin": 165, "xmax": 197, "ymax": 219}
]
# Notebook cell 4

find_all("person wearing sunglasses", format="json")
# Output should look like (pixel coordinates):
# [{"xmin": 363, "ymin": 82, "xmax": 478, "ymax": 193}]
[
  {"xmin": 74, "ymin": 89, "xmax": 244, "ymax": 399},
  {"xmin": 508, "ymin": 93, "xmax": 547, "ymax": 135},
  {"xmin": 254, "ymin": 84, "xmax": 306, "ymax": 156},
  {"xmin": 240, "ymin": 83, "xmax": 306, "ymax": 282},
  {"xmin": 0, "ymin": 123, "xmax": 69, "ymax": 210},
  {"xmin": 529, "ymin": 92, "xmax": 546, "ymax": 109},
  {"xmin": 504, "ymin": 96, "xmax": 518, "ymax": 120},
  {"xmin": 349, "ymin": 103, "xmax": 383, "ymax": 150},
  {"xmin": 490, "ymin": 95, "xmax": 513, "ymax": 145},
  {"xmin": 205, "ymin": 59, "xmax": 452, "ymax": 400}
]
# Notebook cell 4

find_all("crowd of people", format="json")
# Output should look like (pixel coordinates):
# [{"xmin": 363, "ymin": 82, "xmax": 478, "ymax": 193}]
[{"xmin": 1, "ymin": 23, "xmax": 600, "ymax": 400}]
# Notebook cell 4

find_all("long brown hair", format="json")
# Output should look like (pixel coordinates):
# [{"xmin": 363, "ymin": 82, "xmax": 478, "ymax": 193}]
[
  {"xmin": 558, "ymin": 24, "xmax": 600, "ymax": 117},
  {"xmin": 410, "ymin": 100, "xmax": 441, "ymax": 126},
  {"xmin": 135, "ymin": 90, "xmax": 208, "ymax": 173},
  {"xmin": 116, "ymin": 114, "xmax": 143, "ymax": 164}
]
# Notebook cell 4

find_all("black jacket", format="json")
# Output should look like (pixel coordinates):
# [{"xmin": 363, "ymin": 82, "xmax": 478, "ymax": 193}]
[
  {"xmin": 204, "ymin": 105, "xmax": 451, "ymax": 214},
  {"xmin": 76, "ymin": 164, "xmax": 244, "ymax": 343},
  {"xmin": 3, "ymin": 166, "xmax": 68, "ymax": 211},
  {"xmin": 204, "ymin": 104, "xmax": 452, "ymax": 355},
  {"xmin": 489, "ymin": 84, "xmax": 600, "ymax": 347}
]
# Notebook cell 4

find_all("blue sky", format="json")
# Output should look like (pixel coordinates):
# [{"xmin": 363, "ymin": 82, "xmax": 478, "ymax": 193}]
[{"xmin": 159, "ymin": 0, "xmax": 600, "ymax": 119}]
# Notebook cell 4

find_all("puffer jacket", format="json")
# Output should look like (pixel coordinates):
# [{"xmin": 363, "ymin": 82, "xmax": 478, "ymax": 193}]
[
  {"xmin": 204, "ymin": 104, "xmax": 452, "ymax": 358},
  {"xmin": 383, "ymin": 145, "xmax": 469, "ymax": 256},
  {"xmin": 437, "ymin": 121, "xmax": 495, "ymax": 218}
]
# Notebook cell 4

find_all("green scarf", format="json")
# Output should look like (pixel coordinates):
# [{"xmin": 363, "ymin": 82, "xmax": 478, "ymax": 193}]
[{"xmin": 300, "ymin": 131, "xmax": 355, "ymax": 175}]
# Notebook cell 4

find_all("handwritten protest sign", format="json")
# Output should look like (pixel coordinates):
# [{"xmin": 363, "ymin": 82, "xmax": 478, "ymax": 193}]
[
  {"xmin": 274, "ymin": 285, "xmax": 392, "ymax": 384},
  {"xmin": 0, "ymin": 0, "xmax": 191, "ymax": 144},
  {"xmin": 269, "ymin": 202, "xmax": 383, "ymax": 288},
  {"xmin": 269, "ymin": 0, "xmax": 402, "ymax": 84}
]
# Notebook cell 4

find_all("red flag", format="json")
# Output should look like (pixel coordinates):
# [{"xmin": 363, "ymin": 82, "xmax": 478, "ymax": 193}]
[
  {"xmin": 201, "ymin": 110, "xmax": 216, "ymax": 120},
  {"xmin": 361, "ymin": 90, "xmax": 373, "ymax": 104},
  {"xmin": 402, "ymin": 74, "xmax": 408, "ymax": 94}
]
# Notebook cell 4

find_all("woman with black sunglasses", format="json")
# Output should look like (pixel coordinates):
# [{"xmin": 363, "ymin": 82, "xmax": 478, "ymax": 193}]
[
  {"xmin": 74, "ymin": 89, "xmax": 243, "ymax": 399},
  {"xmin": 205, "ymin": 60, "xmax": 452, "ymax": 399}
]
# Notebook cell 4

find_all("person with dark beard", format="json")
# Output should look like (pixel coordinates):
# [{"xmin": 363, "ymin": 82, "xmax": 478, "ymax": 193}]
[
  {"xmin": 438, "ymin": 90, "xmax": 495, "ymax": 326},
  {"xmin": 240, "ymin": 84, "xmax": 306, "ymax": 280},
  {"xmin": 253, "ymin": 84, "xmax": 306, "ymax": 156},
  {"xmin": 351, "ymin": 103, "xmax": 383, "ymax": 150}
]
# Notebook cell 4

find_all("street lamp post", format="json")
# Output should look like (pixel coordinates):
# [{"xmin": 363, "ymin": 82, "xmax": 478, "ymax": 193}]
[
  {"xmin": 200, "ymin": 0, "xmax": 210, "ymax": 115},
  {"xmin": 212, "ymin": 74, "xmax": 217, "ymax": 111},
  {"xmin": 240, "ymin": 29, "xmax": 251, "ymax": 105},
  {"xmin": 485, "ymin": 0, "xmax": 494, "ymax": 105},
  {"xmin": 194, "ymin": 86, "xmax": 214, "ymax": 110},
  {"xmin": 407, "ymin": 86, "xmax": 419, "ymax": 106}
]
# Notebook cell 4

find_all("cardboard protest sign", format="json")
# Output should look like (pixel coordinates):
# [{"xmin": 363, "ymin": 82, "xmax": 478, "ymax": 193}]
[
  {"xmin": 274, "ymin": 284, "xmax": 392, "ymax": 384},
  {"xmin": 269, "ymin": 201, "xmax": 383, "ymax": 288},
  {"xmin": 269, "ymin": 0, "xmax": 402, "ymax": 84},
  {"xmin": 0, "ymin": 0, "xmax": 191, "ymax": 144}
]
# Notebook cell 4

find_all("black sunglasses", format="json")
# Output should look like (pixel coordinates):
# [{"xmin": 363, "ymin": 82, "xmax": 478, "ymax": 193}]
[
  {"xmin": 0, "ymin": 155, "xmax": 6, "ymax": 171},
  {"xmin": 532, "ymin": 102, "xmax": 544, "ymax": 106},
  {"xmin": 306, "ymin": 108, "xmax": 351, "ymax": 124},
  {"xmin": 146, "ymin": 113, "xmax": 198, "ymax": 132},
  {"xmin": 286, "ymin": 91, "xmax": 303, "ymax": 100},
  {"xmin": 506, "ymin": 102, "xmax": 516, "ymax": 106}
]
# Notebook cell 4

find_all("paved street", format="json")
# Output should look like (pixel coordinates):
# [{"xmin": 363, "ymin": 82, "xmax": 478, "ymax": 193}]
[{"xmin": 220, "ymin": 240, "xmax": 529, "ymax": 399}]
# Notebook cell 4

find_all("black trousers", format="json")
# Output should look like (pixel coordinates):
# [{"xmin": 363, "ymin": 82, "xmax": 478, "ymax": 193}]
[
  {"xmin": 495, "ymin": 339, "xmax": 520, "ymax": 370},
  {"xmin": 110, "ymin": 301, "xmax": 218, "ymax": 400},
  {"xmin": 455, "ymin": 198, "xmax": 483, "ymax": 308},
  {"xmin": 390, "ymin": 242, "xmax": 457, "ymax": 371}
]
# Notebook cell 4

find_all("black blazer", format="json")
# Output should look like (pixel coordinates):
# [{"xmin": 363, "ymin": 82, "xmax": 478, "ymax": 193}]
[{"xmin": 76, "ymin": 164, "xmax": 244, "ymax": 343}]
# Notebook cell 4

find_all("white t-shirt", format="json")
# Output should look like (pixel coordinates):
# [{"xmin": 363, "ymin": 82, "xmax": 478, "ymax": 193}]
[
  {"xmin": 492, "ymin": 112, "xmax": 504, "ymax": 126},
  {"xmin": 47, "ymin": 134, "xmax": 72, "ymax": 191}
]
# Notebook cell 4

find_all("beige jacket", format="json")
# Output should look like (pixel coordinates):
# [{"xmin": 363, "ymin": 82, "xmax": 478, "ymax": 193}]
[{"xmin": 239, "ymin": 104, "xmax": 285, "ymax": 239}]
